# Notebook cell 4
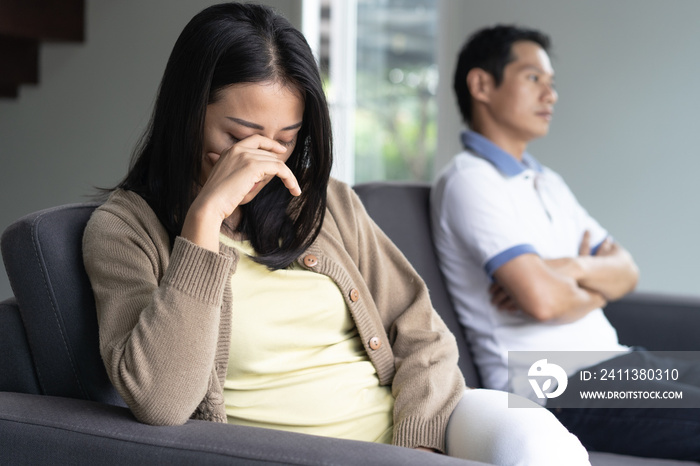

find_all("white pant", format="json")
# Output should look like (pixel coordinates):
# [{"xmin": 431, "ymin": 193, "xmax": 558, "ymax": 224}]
[{"xmin": 446, "ymin": 389, "xmax": 590, "ymax": 466}]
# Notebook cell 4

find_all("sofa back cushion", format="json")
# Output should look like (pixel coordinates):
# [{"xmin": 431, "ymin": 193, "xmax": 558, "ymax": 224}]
[
  {"xmin": 1, "ymin": 203, "xmax": 125, "ymax": 406},
  {"xmin": 0, "ymin": 298, "xmax": 41, "ymax": 394},
  {"xmin": 353, "ymin": 182, "xmax": 481, "ymax": 387}
]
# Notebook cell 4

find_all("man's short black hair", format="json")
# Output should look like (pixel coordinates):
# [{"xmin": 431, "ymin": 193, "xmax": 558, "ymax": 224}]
[{"xmin": 454, "ymin": 25, "xmax": 551, "ymax": 125}]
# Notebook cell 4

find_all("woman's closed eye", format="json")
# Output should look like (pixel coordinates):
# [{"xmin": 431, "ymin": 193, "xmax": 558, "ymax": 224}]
[{"xmin": 228, "ymin": 134, "xmax": 295, "ymax": 148}]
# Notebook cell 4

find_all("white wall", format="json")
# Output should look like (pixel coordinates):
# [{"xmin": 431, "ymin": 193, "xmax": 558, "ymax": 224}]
[
  {"xmin": 0, "ymin": 0, "xmax": 300, "ymax": 301},
  {"xmin": 437, "ymin": 0, "xmax": 700, "ymax": 297}
]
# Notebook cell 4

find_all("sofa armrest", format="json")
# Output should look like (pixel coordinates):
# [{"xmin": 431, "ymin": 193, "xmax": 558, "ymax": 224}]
[
  {"xmin": 0, "ymin": 392, "xmax": 488, "ymax": 466},
  {"xmin": 604, "ymin": 292, "xmax": 700, "ymax": 351},
  {"xmin": 0, "ymin": 299, "xmax": 41, "ymax": 394}
]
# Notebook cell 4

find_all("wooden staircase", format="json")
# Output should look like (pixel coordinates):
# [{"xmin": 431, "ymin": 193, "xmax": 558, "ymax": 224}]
[{"xmin": 0, "ymin": 0, "xmax": 84, "ymax": 98}]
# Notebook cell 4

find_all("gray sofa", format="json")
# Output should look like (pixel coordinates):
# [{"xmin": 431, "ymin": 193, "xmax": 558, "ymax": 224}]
[{"xmin": 0, "ymin": 181, "xmax": 697, "ymax": 465}]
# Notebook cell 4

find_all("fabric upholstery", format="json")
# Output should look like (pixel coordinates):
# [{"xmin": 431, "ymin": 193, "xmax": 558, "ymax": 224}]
[
  {"xmin": 604, "ymin": 292, "xmax": 700, "ymax": 351},
  {"xmin": 0, "ymin": 298, "xmax": 40, "ymax": 394},
  {"xmin": 0, "ymin": 392, "xmax": 483, "ymax": 466},
  {"xmin": 1, "ymin": 203, "xmax": 124, "ymax": 406}
]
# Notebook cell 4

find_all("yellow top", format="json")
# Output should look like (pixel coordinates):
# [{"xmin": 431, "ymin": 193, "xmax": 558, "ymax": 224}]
[{"xmin": 221, "ymin": 235, "xmax": 394, "ymax": 443}]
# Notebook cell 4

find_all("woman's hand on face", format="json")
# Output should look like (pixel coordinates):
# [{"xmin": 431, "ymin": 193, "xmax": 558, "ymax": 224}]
[
  {"xmin": 181, "ymin": 135, "xmax": 301, "ymax": 251},
  {"xmin": 198, "ymin": 134, "xmax": 301, "ymax": 219}
]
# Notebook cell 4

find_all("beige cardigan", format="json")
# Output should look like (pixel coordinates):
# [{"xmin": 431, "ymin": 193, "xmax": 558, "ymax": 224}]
[{"xmin": 83, "ymin": 178, "xmax": 465, "ymax": 452}]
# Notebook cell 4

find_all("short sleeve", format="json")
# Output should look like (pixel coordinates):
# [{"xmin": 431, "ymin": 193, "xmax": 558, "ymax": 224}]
[{"xmin": 433, "ymin": 161, "xmax": 538, "ymax": 277}]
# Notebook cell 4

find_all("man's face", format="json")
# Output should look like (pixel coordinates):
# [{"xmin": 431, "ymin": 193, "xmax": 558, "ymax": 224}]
[{"xmin": 485, "ymin": 40, "xmax": 558, "ymax": 143}]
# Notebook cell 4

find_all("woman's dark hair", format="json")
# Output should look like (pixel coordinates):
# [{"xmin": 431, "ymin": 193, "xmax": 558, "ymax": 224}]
[
  {"xmin": 118, "ymin": 2, "xmax": 332, "ymax": 270},
  {"xmin": 453, "ymin": 25, "xmax": 551, "ymax": 126}
]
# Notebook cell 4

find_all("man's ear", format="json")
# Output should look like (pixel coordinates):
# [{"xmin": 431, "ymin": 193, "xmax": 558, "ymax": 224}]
[{"xmin": 466, "ymin": 68, "xmax": 494, "ymax": 103}]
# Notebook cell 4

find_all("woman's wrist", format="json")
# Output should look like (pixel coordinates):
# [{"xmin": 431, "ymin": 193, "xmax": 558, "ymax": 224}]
[{"xmin": 181, "ymin": 201, "xmax": 224, "ymax": 252}]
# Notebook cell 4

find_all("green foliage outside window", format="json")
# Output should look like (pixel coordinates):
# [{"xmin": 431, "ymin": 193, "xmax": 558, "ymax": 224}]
[{"xmin": 355, "ymin": 65, "xmax": 437, "ymax": 183}]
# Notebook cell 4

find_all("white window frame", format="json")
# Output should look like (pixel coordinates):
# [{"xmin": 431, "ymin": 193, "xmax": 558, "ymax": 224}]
[{"xmin": 303, "ymin": 0, "xmax": 357, "ymax": 185}]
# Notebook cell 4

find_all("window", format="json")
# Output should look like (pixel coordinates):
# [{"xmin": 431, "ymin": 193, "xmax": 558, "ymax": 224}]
[{"xmin": 307, "ymin": 0, "xmax": 438, "ymax": 184}]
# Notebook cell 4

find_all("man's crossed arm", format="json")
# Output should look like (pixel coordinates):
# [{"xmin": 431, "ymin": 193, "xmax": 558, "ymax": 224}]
[{"xmin": 490, "ymin": 232, "xmax": 639, "ymax": 324}]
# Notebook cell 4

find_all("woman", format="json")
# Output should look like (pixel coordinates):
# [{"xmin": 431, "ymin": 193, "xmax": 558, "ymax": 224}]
[{"xmin": 83, "ymin": 3, "xmax": 589, "ymax": 464}]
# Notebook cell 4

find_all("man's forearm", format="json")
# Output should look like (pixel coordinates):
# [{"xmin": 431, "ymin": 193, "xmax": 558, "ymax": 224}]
[
  {"xmin": 548, "ymin": 284, "xmax": 608, "ymax": 324},
  {"xmin": 545, "ymin": 244, "xmax": 639, "ymax": 301},
  {"xmin": 523, "ymin": 273, "xmax": 607, "ymax": 323},
  {"xmin": 494, "ymin": 255, "xmax": 607, "ymax": 323},
  {"xmin": 576, "ymin": 250, "xmax": 638, "ymax": 300}
]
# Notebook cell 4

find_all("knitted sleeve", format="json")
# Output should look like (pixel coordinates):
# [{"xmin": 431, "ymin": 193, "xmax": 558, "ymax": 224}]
[{"xmin": 82, "ymin": 191, "xmax": 235, "ymax": 425}]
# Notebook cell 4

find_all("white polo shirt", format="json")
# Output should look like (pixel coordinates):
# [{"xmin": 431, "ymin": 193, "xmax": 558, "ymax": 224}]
[{"xmin": 431, "ymin": 131, "xmax": 627, "ymax": 396}]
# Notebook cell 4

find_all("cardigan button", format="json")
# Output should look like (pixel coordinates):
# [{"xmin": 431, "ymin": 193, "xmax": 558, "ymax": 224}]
[
  {"xmin": 369, "ymin": 337, "xmax": 382, "ymax": 350},
  {"xmin": 303, "ymin": 254, "xmax": 318, "ymax": 267},
  {"xmin": 349, "ymin": 288, "xmax": 360, "ymax": 302}
]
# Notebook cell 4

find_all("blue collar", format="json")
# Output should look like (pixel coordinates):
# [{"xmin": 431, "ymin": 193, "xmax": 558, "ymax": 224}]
[{"xmin": 461, "ymin": 131, "xmax": 543, "ymax": 176}]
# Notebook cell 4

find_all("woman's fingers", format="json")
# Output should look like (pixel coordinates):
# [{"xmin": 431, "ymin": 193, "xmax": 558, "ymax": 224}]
[
  {"xmin": 211, "ymin": 135, "xmax": 294, "ymax": 189},
  {"xmin": 275, "ymin": 163, "xmax": 302, "ymax": 196},
  {"xmin": 225, "ymin": 149, "xmax": 300, "ymax": 196},
  {"xmin": 200, "ymin": 136, "xmax": 301, "ymax": 216},
  {"xmin": 234, "ymin": 133, "xmax": 288, "ymax": 154}
]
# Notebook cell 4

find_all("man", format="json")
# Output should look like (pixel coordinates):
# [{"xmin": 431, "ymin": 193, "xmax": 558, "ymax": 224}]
[{"xmin": 431, "ymin": 24, "xmax": 700, "ymax": 459}]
